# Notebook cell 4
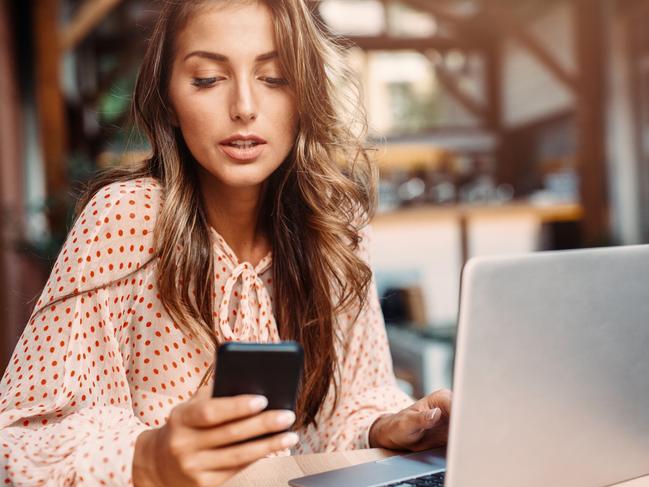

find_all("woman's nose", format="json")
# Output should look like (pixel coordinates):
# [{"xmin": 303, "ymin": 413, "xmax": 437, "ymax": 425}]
[{"xmin": 230, "ymin": 78, "xmax": 258, "ymax": 123}]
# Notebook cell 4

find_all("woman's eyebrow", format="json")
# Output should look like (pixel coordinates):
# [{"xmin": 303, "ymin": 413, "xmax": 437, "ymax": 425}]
[{"xmin": 183, "ymin": 50, "xmax": 278, "ymax": 63}]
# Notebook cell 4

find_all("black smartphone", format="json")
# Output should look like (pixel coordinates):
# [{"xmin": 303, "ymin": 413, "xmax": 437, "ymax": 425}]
[{"xmin": 212, "ymin": 341, "xmax": 304, "ymax": 412}]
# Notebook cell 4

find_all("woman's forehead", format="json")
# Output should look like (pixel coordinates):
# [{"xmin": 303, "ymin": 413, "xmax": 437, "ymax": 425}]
[{"xmin": 174, "ymin": 1, "xmax": 277, "ymax": 63}]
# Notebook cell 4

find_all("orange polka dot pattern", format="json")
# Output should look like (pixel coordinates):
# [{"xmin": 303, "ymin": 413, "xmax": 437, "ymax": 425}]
[{"xmin": 0, "ymin": 178, "xmax": 413, "ymax": 485}]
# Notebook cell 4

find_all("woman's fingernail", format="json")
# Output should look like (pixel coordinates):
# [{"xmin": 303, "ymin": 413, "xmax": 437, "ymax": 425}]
[
  {"xmin": 428, "ymin": 408, "xmax": 441, "ymax": 421},
  {"xmin": 281, "ymin": 432, "xmax": 300, "ymax": 448},
  {"xmin": 249, "ymin": 396, "xmax": 268, "ymax": 411},
  {"xmin": 276, "ymin": 410, "xmax": 296, "ymax": 427}
]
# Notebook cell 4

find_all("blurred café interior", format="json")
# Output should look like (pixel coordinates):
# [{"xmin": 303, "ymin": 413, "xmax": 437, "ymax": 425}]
[{"xmin": 1, "ymin": 0, "xmax": 649, "ymax": 398}]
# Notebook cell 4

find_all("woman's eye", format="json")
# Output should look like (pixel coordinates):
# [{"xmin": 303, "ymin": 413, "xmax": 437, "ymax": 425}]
[
  {"xmin": 262, "ymin": 77, "xmax": 289, "ymax": 87},
  {"xmin": 191, "ymin": 77, "xmax": 222, "ymax": 88}
]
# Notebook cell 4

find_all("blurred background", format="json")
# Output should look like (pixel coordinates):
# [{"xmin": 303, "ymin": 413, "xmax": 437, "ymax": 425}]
[{"xmin": 1, "ymin": 0, "xmax": 648, "ymax": 397}]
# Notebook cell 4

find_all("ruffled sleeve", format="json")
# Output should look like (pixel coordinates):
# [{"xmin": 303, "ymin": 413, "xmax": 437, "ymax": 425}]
[
  {"xmin": 298, "ymin": 226, "xmax": 414, "ymax": 453},
  {"xmin": 0, "ymin": 178, "xmax": 162, "ymax": 485}
]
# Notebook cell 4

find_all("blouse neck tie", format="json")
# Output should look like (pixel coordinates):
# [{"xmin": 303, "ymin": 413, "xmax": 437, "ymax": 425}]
[{"xmin": 209, "ymin": 226, "xmax": 280, "ymax": 344}]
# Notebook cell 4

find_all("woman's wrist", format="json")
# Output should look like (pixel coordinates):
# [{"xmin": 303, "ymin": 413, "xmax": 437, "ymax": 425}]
[
  {"xmin": 133, "ymin": 429, "xmax": 162, "ymax": 487},
  {"xmin": 368, "ymin": 413, "xmax": 394, "ymax": 449}
]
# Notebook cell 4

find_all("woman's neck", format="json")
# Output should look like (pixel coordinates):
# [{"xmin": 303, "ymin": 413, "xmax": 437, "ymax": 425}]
[{"xmin": 199, "ymin": 176, "xmax": 270, "ymax": 267}]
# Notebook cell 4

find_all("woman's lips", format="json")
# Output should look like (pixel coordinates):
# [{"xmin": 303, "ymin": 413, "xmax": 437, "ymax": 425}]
[{"xmin": 218, "ymin": 143, "xmax": 267, "ymax": 162}]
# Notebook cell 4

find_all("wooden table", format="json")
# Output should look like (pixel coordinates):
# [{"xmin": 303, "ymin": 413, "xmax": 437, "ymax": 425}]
[{"xmin": 225, "ymin": 448, "xmax": 649, "ymax": 486}]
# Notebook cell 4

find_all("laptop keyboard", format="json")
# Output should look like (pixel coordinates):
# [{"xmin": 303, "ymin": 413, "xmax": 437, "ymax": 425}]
[{"xmin": 385, "ymin": 470, "xmax": 446, "ymax": 487}]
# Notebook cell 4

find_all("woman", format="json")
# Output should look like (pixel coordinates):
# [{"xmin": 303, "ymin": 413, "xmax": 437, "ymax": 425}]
[{"xmin": 0, "ymin": 0, "xmax": 451, "ymax": 485}]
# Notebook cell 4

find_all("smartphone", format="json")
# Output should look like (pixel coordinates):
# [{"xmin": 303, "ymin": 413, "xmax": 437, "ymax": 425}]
[{"xmin": 212, "ymin": 341, "xmax": 304, "ymax": 412}]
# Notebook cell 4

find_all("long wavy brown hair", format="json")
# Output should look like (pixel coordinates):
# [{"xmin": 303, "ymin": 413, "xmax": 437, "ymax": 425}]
[{"xmin": 74, "ymin": 0, "xmax": 377, "ymax": 428}]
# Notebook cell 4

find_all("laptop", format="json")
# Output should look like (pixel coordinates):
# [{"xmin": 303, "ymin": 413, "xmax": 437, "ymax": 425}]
[{"xmin": 289, "ymin": 245, "xmax": 649, "ymax": 487}]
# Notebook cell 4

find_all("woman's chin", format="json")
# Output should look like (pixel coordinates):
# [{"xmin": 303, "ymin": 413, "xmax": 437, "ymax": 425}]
[
  {"xmin": 196, "ymin": 153, "xmax": 284, "ymax": 191},
  {"xmin": 208, "ymin": 166, "xmax": 276, "ymax": 191}
]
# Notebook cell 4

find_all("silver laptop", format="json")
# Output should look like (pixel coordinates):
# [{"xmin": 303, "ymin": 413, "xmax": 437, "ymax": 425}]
[{"xmin": 290, "ymin": 245, "xmax": 649, "ymax": 487}]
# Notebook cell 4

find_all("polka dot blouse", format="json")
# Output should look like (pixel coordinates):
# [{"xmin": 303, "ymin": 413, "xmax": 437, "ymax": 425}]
[{"xmin": 0, "ymin": 178, "xmax": 412, "ymax": 485}]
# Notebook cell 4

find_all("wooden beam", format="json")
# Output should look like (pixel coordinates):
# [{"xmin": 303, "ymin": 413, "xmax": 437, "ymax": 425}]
[
  {"xmin": 485, "ymin": 38, "xmax": 517, "ymax": 188},
  {"xmin": 60, "ymin": 0, "xmax": 123, "ymax": 51},
  {"xmin": 0, "ymin": 0, "xmax": 20, "ymax": 371},
  {"xmin": 626, "ymin": 0, "xmax": 649, "ymax": 241},
  {"xmin": 34, "ymin": 0, "xmax": 67, "ymax": 200},
  {"xmin": 485, "ymin": 39, "xmax": 503, "ymax": 131},
  {"xmin": 434, "ymin": 64, "xmax": 489, "ymax": 123},
  {"xmin": 342, "ymin": 35, "xmax": 474, "ymax": 52},
  {"xmin": 380, "ymin": 0, "xmax": 391, "ymax": 35},
  {"xmin": 574, "ymin": 0, "xmax": 609, "ymax": 244},
  {"xmin": 486, "ymin": 2, "xmax": 578, "ymax": 93}
]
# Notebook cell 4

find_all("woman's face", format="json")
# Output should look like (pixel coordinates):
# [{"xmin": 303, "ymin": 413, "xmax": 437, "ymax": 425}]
[{"xmin": 168, "ymin": 1, "xmax": 298, "ymax": 190}]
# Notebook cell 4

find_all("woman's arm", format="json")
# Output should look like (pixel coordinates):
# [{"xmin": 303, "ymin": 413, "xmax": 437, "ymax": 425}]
[
  {"xmin": 0, "ymin": 180, "xmax": 160, "ymax": 484},
  {"xmin": 0, "ymin": 281, "xmax": 151, "ymax": 484}
]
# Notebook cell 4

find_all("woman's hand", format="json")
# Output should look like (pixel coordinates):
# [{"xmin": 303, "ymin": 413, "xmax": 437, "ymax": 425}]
[
  {"xmin": 368, "ymin": 389, "xmax": 452, "ymax": 452},
  {"xmin": 133, "ymin": 386, "xmax": 299, "ymax": 487}
]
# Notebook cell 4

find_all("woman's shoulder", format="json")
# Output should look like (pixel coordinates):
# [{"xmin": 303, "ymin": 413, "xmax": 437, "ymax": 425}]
[
  {"xmin": 35, "ymin": 177, "xmax": 164, "ymax": 310},
  {"xmin": 88, "ymin": 176, "xmax": 163, "ymax": 211},
  {"xmin": 80, "ymin": 176, "xmax": 163, "ymax": 224},
  {"xmin": 72, "ymin": 176, "xmax": 163, "ymax": 252}
]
